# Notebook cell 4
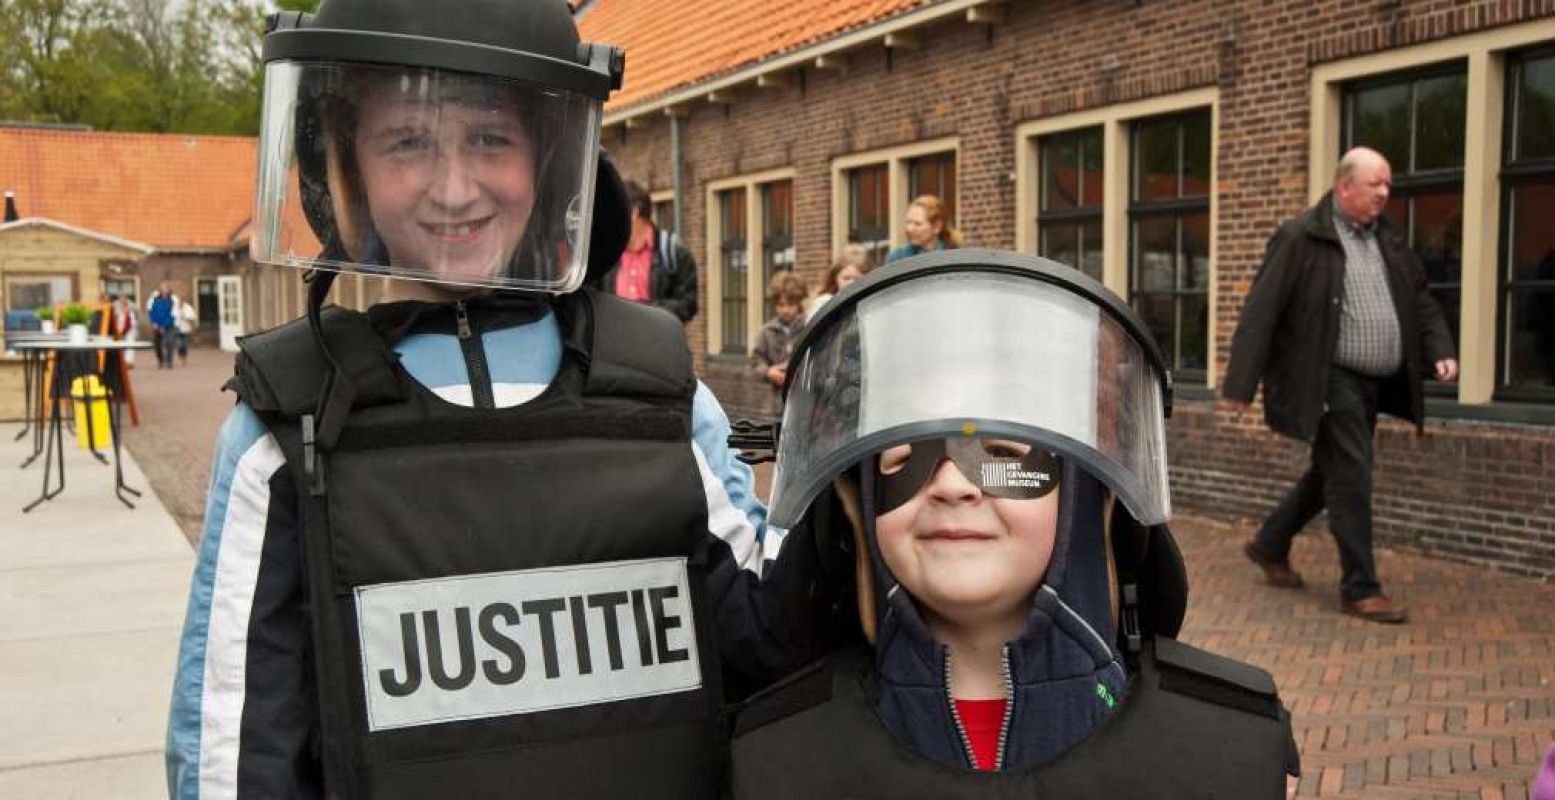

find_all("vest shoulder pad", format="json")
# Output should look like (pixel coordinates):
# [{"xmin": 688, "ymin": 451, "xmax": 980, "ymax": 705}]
[
  {"xmin": 1154, "ymin": 636, "xmax": 1281, "ymax": 720},
  {"xmin": 572, "ymin": 289, "xmax": 694, "ymax": 398},
  {"xmin": 227, "ymin": 306, "xmax": 404, "ymax": 418},
  {"xmin": 733, "ymin": 652, "xmax": 856, "ymax": 738}
]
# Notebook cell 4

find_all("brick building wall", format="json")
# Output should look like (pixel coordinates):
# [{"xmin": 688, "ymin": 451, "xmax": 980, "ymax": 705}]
[{"xmin": 603, "ymin": 0, "xmax": 1555, "ymax": 578}]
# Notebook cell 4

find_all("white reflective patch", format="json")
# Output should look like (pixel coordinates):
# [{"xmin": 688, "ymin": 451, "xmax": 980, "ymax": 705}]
[{"xmin": 356, "ymin": 557, "xmax": 702, "ymax": 731}]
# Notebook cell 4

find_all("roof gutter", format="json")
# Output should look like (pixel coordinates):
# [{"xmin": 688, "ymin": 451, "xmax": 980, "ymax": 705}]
[{"xmin": 603, "ymin": 0, "xmax": 991, "ymax": 125}]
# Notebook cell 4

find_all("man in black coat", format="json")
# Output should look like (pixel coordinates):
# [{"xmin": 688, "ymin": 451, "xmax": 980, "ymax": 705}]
[
  {"xmin": 594, "ymin": 180, "xmax": 699, "ymax": 322},
  {"xmin": 1222, "ymin": 147, "xmax": 1457, "ymax": 624}
]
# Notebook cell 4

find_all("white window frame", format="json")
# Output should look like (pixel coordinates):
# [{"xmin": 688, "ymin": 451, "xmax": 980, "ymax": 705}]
[
  {"xmin": 830, "ymin": 137, "xmax": 960, "ymax": 260},
  {"xmin": 1308, "ymin": 18, "xmax": 1555, "ymax": 405},
  {"xmin": 1015, "ymin": 88, "xmax": 1220, "ymax": 386},
  {"xmin": 705, "ymin": 167, "xmax": 797, "ymax": 355}
]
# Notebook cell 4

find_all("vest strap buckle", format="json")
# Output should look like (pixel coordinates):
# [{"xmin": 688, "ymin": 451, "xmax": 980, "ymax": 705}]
[
  {"xmin": 301, "ymin": 414, "xmax": 326, "ymax": 496},
  {"xmin": 1121, "ymin": 582, "xmax": 1142, "ymax": 655}
]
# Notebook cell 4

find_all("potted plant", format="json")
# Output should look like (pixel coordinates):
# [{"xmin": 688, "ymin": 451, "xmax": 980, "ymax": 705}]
[
  {"xmin": 59, "ymin": 303, "xmax": 93, "ymax": 344},
  {"xmin": 34, "ymin": 306, "xmax": 56, "ymax": 334}
]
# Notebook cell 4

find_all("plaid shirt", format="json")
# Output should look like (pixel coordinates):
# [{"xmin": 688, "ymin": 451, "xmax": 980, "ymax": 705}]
[{"xmin": 1331, "ymin": 202, "xmax": 1402, "ymax": 376}]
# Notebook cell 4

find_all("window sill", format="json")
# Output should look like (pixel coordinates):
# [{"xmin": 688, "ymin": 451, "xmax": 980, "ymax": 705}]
[{"xmin": 1425, "ymin": 397, "xmax": 1555, "ymax": 427}]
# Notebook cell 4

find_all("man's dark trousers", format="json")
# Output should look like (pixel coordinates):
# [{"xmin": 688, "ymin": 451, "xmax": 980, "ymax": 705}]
[{"xmin": 1252, "ymin": 366, "xmax": 1384, "ymax": 602}]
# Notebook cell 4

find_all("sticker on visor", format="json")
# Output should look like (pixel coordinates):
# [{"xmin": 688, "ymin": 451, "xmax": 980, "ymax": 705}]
[{"xmin": 876, "ymin": 437, "xmax": 1062, "ymax": 513}]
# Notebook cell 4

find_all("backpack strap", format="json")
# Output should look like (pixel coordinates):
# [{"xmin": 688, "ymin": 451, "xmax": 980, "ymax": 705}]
[{"xmin": 225, "ymin": 305, "xmax": 406, "ymax": 419}]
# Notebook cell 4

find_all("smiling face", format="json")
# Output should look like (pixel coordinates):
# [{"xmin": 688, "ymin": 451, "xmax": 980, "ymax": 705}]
[
  {"xmin": 352, "ymin": 80, "xmax": 536, "ymax": 283},
  {"xmin": 903, "ymin": 203, "xmax": 942, "ymax": 248},
  {"xmin": 874, "ymin": 441, "xmax": 1059, "ymax": 627}
]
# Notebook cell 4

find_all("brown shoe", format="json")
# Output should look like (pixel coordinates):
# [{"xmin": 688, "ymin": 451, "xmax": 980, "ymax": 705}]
[
  {"xmin": 1243, "ymin": 541, "xmax": 1305, "ymax": 589},
  {"xmin": 1342, "ymin": 594, "xmax": 1408, "ymax": 624}
]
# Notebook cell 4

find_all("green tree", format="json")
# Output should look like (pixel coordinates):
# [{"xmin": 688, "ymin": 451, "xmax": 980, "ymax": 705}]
[{"xmin": 0, "ymin": 0, "xmax": 270, "ymax": 134}]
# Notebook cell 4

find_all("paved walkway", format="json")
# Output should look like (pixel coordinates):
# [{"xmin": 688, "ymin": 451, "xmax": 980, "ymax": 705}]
[{"xmin": 0, "ymin": 421, "xmax": 192, "ymax": 799}]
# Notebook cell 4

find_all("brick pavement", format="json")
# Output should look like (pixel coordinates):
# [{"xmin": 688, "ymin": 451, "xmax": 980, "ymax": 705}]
[
  {"xmin": 127, "ymin": 359, "xmax": 1555, "ymax": 797},
  {"xmin": 1176, "ymin": 516, "xmax": 1554, "ymax": 799}
]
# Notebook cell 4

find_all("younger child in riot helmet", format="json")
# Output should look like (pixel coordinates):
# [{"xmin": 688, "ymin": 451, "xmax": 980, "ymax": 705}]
[{"xmin": 731, "ymin": 250, "xmax": 1299, "ymax": 798}]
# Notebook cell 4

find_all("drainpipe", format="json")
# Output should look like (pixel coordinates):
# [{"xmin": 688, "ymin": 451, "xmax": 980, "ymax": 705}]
[{"xmin": 670, "ymin": 115, "xmax": 684, "ymax": 235}]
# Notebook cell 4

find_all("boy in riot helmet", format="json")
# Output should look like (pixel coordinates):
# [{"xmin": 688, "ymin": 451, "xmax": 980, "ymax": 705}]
[
  {"xmin": 166, "ymin": 2, "xmax": 839, "ymax": 798},
  {"xmin": 730, "ymin": 250, "xmax": 1300, "ymax": 797}
]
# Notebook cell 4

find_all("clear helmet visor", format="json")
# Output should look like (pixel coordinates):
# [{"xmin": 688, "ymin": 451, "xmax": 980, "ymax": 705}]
[
  {"xmin": 768, "ymin": 266, "xmax": 1170, "ymax": 529},
  {"xmin": 253, "ymin": 60, "xmax": 601, "ymax": 293}
]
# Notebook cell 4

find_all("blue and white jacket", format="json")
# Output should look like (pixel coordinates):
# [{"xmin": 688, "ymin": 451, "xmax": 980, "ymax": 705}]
[{"xmin": 165, "ymin": 305, "xmax": 811, "ymax": 799}]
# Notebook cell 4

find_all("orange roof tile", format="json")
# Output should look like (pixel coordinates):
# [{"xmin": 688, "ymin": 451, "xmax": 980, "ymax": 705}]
[
  {"xmin": 0, "ymin": 128, "xmax": 257, "ymax": 251},
  {"xmin": 578, "ymin": 0, "xmax": 929, "ymax": 111}
]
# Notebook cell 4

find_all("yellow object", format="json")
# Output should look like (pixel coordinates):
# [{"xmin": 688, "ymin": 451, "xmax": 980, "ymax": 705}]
[{"xmin": 70, "ymin": 375, "xmax": 113, "ymax": 450}]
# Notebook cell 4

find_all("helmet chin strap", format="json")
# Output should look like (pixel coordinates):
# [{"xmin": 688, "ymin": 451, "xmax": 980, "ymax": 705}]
[{"xmin": 301, "ymin": 268, "xmax": 356, "ymax": 496}]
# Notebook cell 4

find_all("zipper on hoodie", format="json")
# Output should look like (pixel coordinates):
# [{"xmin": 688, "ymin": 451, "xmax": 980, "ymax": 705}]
[
  {"xmin": 995, "ymin": 645, "xmax": 1014, "ymax": 770},
  {"xmin": 943, "ymin": 647, "xmax": 1016, "ymax": 771},
  {"xmin": 943, "ymin": 650, "xmax": 979, "ymax": 770},
  {"xmin": 454, "ymin": 301, "xmax": 495, "ymax": 409}
]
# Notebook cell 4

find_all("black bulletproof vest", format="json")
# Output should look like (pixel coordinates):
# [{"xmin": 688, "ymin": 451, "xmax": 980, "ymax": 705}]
[
  {"xmin": 231, "ymin": 290, "xmax": 722, "ymax": 800},
  {"xmin": 732, "ymin": 637, "xmax": 1299, "ymax": 799}
]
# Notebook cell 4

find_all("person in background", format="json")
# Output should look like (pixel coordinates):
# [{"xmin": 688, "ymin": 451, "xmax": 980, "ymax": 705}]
[
  {"xmin": 754, "ymin": 271, "xmax": 808, "ymax": 417},
  {"xmin": 884, "ymin": 195, "xmax": 962, "ymax": 264},
  {"xmin": 594, "ymin": 180, "xmax": 698, "ymax": 322},
  {"xmin": 175, "ymin": 296, "xmax": 197, "ymax": 366},
  {"xmin": 111, "ymin": 294, "xmax": 138, "ymax": 367},
  {"xmin": 1222, "ymin": 147, "xmax": 1457, "ymax": 624},
  {"xmin": 147, "ymin": 283, "xmax": 176, "ymax": 369},
  {"xmin": 805, "ymin": 244, "xmax": 873, "ymax": 324}
]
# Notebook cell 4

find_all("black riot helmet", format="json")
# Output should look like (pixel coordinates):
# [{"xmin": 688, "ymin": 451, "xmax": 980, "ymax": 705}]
[
  {"xmin": 756, "ymin": 249, "xmax": 1189, "ymax": 647},
  {"xmin": 253, "ymin": 0, "xmax": 626, "ymax": 294}
]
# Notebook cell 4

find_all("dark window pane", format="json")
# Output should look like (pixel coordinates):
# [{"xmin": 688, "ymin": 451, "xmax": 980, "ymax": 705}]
[
  {"xmin": 1041, "ymin": 223, "xmax": 1080, "ymax": 269},
  {"xmin": 909, "ymin": 153, "xmax": 956, "ymax": 222},
  {"xmin": 1132, "ymin": 293, "xmax": 1176, "ymax": 369},
  {"xmin": 1133, "ymin": 217, "xmax": 1176, "ymax": 293},
  {"xmin": 1134, "ymin": 119, "xmax": 1179, "ymax": 201},
  {"xmin": 1081, "ymin": 219, "xmax": 1104, "ymax": 282},
  {"xmin": 1505, "ymin": 289, "xmax": 1555, "ymax": 391},
  {"xmin": 762, "ymin": 181, "xmax": 795, "ymax": 320},
  {"xmin": 1081, "ymin": 130, "xmax": 1104, "ymax": 206},
  {"xmin": 1508, "ymin": 182, "xmax": 1555, "ymax": 283},
  {"xmin": 763, "ymin": 181, "xmax": 792, "ymax": 239},
  {"xmin": 721, "ymin": 189, "xmax": 748, "ymax": 354},
  {"xmin": 1429, "ymin": 287, "xmax": 1461, "ymax": 372},
  {"xmin": 1382, "ymin": 195, "xmax": 1407, "ymax": 229},
  {"xmin": 1178, "ymin": 293, "xmax": 1209, "ymax": 372},
  {"xmin": 1043, "ymin": 134, "xmax": 1081, "ymax": 211},
  {"xmin": 849, "ymin": 164, "xmax": 890, "ymax": 257},
  {"xmin": 850, "ymin": 165, "xmax": 888, "ymax": 231},
  {"xmin": 1413, "ymin": 72, "xmax": 1467, "ymax": 171},
  {"xmin": 1180, "ymin": 111, "xmax": 1212, "ymax": 197},
  {"xmin": 652, "ymin": 199, "xmax": 675, "ymax": 233},
  {"xmin": 1181, "ymin": 213, "xmax": 1210, "ymax": 291},
  {"xmin": 1349, "ymin": 82, "xmax": 1411, "ymax": 171},
  {"xmin": 1514, "ymin": 55, "xmax": 1555, "ymax": 162},
  {"xmin": 1411, "ymin": 192, "xmax": 1463, "ymax": 288}
]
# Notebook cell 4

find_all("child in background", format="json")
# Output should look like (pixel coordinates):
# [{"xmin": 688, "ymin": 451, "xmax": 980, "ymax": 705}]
[
  {"xmin": 754, "ymin": 271, "xmax": 809, "ymax": 417},
  {"xmin": 805, "ymin": 244, "xmax": 873, "ymax": 324}
]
